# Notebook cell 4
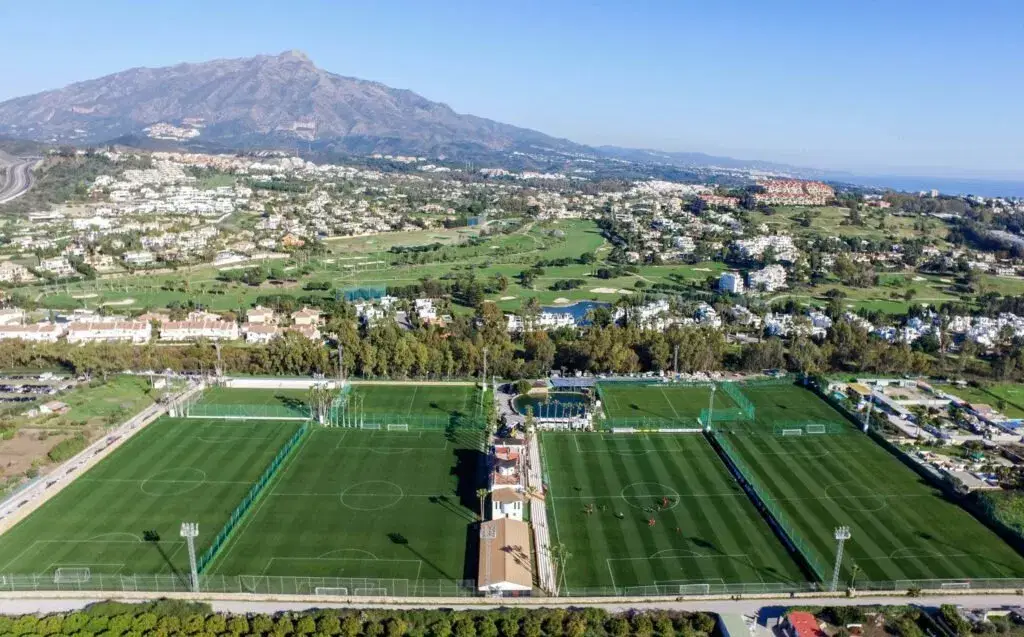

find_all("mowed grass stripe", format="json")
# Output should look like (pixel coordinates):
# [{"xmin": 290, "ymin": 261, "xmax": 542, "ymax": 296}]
[
  {"xmin": 723, "ymin": 428, "xmax": 1024, "ymax": 582},
  {"xmin": 0, "ymin": 418, "xmax": 300, "ymax": 575},
  {"xmin": 542, "ymin": 433, "xmax": 805, "ymax": 591},
  {"xmin": 209, "ymin": 429, "xmax": 477, "ymax": 582}
]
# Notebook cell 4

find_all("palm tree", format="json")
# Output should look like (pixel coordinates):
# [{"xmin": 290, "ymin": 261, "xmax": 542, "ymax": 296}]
[
  {"xmin": 848, "ymin": 563, "xmax": 861, "ymax": 589},
  {"xmin": 475, "ymin": 488, "xmax": 489, "ymax": 521},
  {"xmin": 549, "ymin": 542, "xmax": 572, "ymax": 596},
  {"xmin": 524, "ymin": 485, "xmax": 540, "ymax": 502}
]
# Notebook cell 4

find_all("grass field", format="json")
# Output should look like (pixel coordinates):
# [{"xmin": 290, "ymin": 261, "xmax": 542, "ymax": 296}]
[
  {"xmin": 0, "ymin": 417, "xmax": 301, "ymax": 578},
  {"xmin": 342, "ymin": 383, "xmax": 485, "ymax": 428},
  {"xmin": 710, "ymin": 382, "xmax": 1024, "ymax": 583},
  {"xmin": 718, "ymin": 430, "xmax": 1024, "ymax": 583},
  {"xmin": 598, "ymin": 383, "xmax": 736, "ymax": 427},
  {"xmin": 715, "ymin": 383, "xmax": 852, "ymax": 435},
  {"xmin": 194, "ymin": 387, "xmax": 312, "ymax": 419},
  {"xmin": 207, "ymin": 428, "xmax": 486, "ymax": 593},
  {"xmin": 541, "ymin": 432, "xmax": 806, "ymax": 593},
  {"xmin": 940, "ymin": 384, "xmax": 1024, "ymax": 419}
]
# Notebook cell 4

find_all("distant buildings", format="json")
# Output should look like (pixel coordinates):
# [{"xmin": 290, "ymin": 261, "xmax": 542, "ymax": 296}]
[
  {"xmin": 66, "ymin": 321, "xmax": 151, "ymax": 344},
  {"xmin": 756, "ymin": 179, "xmax": 834, "ymax": 206},
  {"xmin": 719, "ymin": 271, "xmax": 744, "ymax": 294},
  {"xmin": 747, "ymin": 264, "xmax": 788, "ymax": 292}
]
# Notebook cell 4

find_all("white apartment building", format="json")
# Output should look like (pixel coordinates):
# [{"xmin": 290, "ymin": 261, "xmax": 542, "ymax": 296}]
[
  {"xmin": 0, "ymin": 262, "xmax": 35, "ymax": 283},
  {"xmin": 747, "ymin": 264, "xmax": 788, "ymax": 292},
  {"xmin": 38, "ymin": 257, "xmax": 76, "ymax": 277},
  {"xmin": 734, "ymin": 235, "xmax": 798, "ymax": 263},
  {"xmin": 719, "ymin": 271, "xmax": 745, "ymax": 294},
  {"xmin": 246, "ymin": 306, "xmax": 277, "ymax": 324},
  {"xmin": 535, "ymin": 311, "xmax": 576, "ymax": 330},
  {"xmin": 414, "ymin": 299, "xmax": 437, "ymax": 321},
  {"xmin": 490, "ymin": 489, "xmax": 525, "ymax": 521},
  {"xmin": 66, "ymin": 321, "xmax": 151, "ymax": 344},
  {"xmin": 123, "ymin": 250, "xmax": 156, "ymax": 266},
  {"xmin": 0, "ymin": 323, "xmax": 65, "ymax": 342},
  {"xmin": 244, "ymin": 324, "xmax": 280, "ymax": 344},
  {"xmin": 159, "ymin": 319, "xmax": 240, "ymax": 341}
]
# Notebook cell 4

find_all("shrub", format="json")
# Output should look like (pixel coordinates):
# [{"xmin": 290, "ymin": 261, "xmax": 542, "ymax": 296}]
[
  {"xmin": 204, "ymin": 615, "xmax": 226, "ymax": 635},
  {"xmin": 316, "ymin": 616, "xmax": 340, "ymax": 635},
  {"xmin": 47, "ymin": 433, "xmax": 88, "ymax": 463},
  {"xmin": 341, "ymin": 617, "xmax": 362, "ymax": 637},
  {"xmin": 296, "ymin": 616, "xmax": 316, "ymax": 635}
]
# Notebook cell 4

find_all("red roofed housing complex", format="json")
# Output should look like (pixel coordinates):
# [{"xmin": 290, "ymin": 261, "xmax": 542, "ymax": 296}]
[{"xmin": 756, "ymin": 179, "xmax": 835, "ymax": 206}]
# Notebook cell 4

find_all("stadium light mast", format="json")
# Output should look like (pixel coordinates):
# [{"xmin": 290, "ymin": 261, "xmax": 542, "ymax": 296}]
[
  {"xmin": 830, "ymin": 526, "xmax": 851, "ymax": 592},
  {"xmin": 862, "ymin": 396, "xmax": 874, "ymax": 433},
  {"xmin": 480, "ymin": 523, "xmax": 497, "ymax": 597},
  {"xmin": 673, "ymin": 344, "xmax": 679, "ymax": 376},
  {"xmin": 180, "ymin": 522, "xmax": 200, "ymax": 593}
]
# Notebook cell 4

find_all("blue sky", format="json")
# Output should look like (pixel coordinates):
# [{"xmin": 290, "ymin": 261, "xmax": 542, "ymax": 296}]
[{"xmin": 1, "ymin": 0, "xmax": 1021, "ymax": 178}]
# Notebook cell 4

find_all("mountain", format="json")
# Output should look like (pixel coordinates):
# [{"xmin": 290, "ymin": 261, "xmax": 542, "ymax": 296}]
[{"xmin": 0, "ymin": 50, "xmax": 587, "ymax": 156}]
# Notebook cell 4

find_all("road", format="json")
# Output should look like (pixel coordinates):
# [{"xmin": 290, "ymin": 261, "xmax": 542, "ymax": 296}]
[
  {"xmin": 0, "ymin": 592, "xmax": 1022, "ymax": 619},
  {"xmin": 0, "ymin": 152, "xmax": 38, "ymax": 204}
]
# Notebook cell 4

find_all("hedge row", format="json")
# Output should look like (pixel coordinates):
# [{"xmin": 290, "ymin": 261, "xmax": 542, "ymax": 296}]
[{"xmin": 0, "ymin": 600, "xmax": 719, "ymax": 637}]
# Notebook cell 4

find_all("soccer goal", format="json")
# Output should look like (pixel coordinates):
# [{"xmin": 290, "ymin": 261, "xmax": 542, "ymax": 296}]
[
  {"xmin": 805, "ymin": 424, "xmax": 827, "ymax": 434},
  {"xmin": 314, "ymin": 586, "xmax": 349, "ymax": 596},
  {"xmin": 53, "ymin": 568, "xmax": 91, "ymax": 584},
  {"xmin": 387, "ymin": 424, "xmax": 410, "ymax": 432},
  {"xmin": 940, "ymin": 581, "xmax": 971, "ymax": 590},
  {"xmin": 354, "ymin": 587, "xmax": 388, "ymax": 596},
  {"xmin": 781, "ymin": 428, "xmax": 803, "ymax": 436},
  {"xmin": 360, "ymin": 422, "xmax": 382, "ymax": 430},
  {"xmin": 677, "ymin": 583, "xmax": 712, "ymax": 596}
]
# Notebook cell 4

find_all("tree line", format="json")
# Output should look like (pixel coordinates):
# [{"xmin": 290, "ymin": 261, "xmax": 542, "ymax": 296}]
[{"xmin": 0, "ymin": 599, "xmax": 719, "ymax": 637}]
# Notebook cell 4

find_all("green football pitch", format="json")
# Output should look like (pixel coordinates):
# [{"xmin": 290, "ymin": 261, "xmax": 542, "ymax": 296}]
[
  {"xmin": 195, "ymin": 387, "xmax": 312, "ymax": 418},
  {"xmin": 598, "ymin": 383, "xmax": 736, "ymax": 427},
  {"xmin": 0, "ymin": 417, "xmax": 302, "ymax": 578},
  {"xmin": 541, "ymin": 432, "xmax": 807, "ymax": 593},
  {"xmin": 206, "ymin": 428, "xmax": 486, "ymax": 593},
  {"xmin": 350, "ymin": 383, "xmax": 481, "ymax": 416},
  {"xmin": 715, "ymin": 383, "xmax": 1024, "ymax": 583}
]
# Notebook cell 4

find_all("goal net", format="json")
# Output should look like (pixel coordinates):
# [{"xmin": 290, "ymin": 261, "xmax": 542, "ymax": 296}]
[
  {"xmin": 940, "ymin": 581, "xmax": 971, "ymax": 590},
  {"xmin": 677, "ymin": 583, "xmax": 711, "ymax": 595},
  {"xmin": 387, "ymin": 424, "xmax": 409, "ymax": 432},
  {"xmin": 805, "ymin": 424, "xmax": 827, "ymax": 434},
  {"xmin": 314, "ymin": 586, "xmax": 349, "ymax": 596},
  {"xmin": 360, "ymin": 423, "xmax": 382, "ymax": 430},
  {"xmin": 354, "ymin": 587, "xmax": 388, "ymax": 596},
  {"xmin": 781, "ymin": 428, "xmax": 803, "ymax": 436},
  {"xmin": 54, "ymin": 568, "xmax": 91, "ymax": 584}
]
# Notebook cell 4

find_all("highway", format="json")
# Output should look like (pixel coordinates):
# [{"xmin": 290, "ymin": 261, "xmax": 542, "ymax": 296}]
[{"xmin": 0, "ymin": 152, "xmax": 38, "ymax": 205}]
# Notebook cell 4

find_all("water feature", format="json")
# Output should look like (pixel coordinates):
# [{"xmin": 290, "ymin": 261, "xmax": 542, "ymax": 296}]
[{"xmin": 513, "ymin": 391, "xmax": 589, "ymax": 419}]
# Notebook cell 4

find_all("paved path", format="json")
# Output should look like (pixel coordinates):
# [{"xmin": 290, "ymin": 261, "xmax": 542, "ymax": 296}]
[{"xmin": 1, "ymin": 593, "xmax": 1023, "ymax": 617}]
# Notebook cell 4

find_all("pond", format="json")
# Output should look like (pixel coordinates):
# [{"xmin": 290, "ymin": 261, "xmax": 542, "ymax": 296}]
[{"xmin": 513, "ymin": 392, "xmax": 589, "ymax": 418}]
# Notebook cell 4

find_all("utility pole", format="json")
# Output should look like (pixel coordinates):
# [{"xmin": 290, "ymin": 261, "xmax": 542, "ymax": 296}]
[
  {"xmin": 705, "ymin": 385, "xmax": 716, "ymax": 432},
  {"xmin": 830, "ymin": 526, "xmax": 851, "ymax": 592},
  {"xmin": 862, "ymin": 395, "xmax": 874, "ymax": 433},
  {"xmin": 180, "ymin": 522, "xmax": 200, "ymax": 593},
  {"xmin": 481, "ymin": 347, "xmax": 489, "ymax": 410},
  {"xmin": 480, "ymin": 523, "xmax": 497, "ymax": 597},
  {"xmin": 214, "ymin": 342, "xmax": 222, "ymax": 378}
]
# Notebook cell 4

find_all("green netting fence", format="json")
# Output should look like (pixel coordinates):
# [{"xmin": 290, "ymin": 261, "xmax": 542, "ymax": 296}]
[
  {"xmin": 196, "ymin": 421, "xmax": 311, "ymax": 573},
  {"xmin": 711, "ymin": 432, "xmax": 830, "ymax": 582},
  {"xmin": 719, "ymin": 382, "xmax": 755, "ymax": 419},
  {"xmin": 186, "ymin": 402, "xmax": 311, "ymax": 421},
  {"xmin": 699, "ymin": 406, "xmax": 748, "ymax": 427}
]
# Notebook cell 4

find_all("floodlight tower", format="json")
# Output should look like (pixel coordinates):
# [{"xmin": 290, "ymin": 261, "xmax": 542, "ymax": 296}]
[
  {"xmin": 180, "ymin": 522, "xmax": 200, "ymax": 593},
  {"xmin": 480, "ymin": 523, "xmax": 497, "ymax": 597},
  {"xmin": 862, "ymin": 396, "xmax": 874, "ymax": 433},
  {"xmin": 830, "ymin": 526, "xmax": 851, "ymax": 592},
  {"xmin": 705, "ymin": 385, "xmax": 716, "ymax": 432}
]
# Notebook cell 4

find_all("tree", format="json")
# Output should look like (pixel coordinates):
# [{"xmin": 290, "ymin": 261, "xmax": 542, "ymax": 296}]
[
  {"xmin": 307, "ymin": 382, "xmax": 335, "ymax": 425},
  {"xmin": 549, "ymin": 542, "xmax": 572, "ymax": 595},
  {"xmin": 476, "ymin": 487, "xmax": 489, "ymax": 521}
]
